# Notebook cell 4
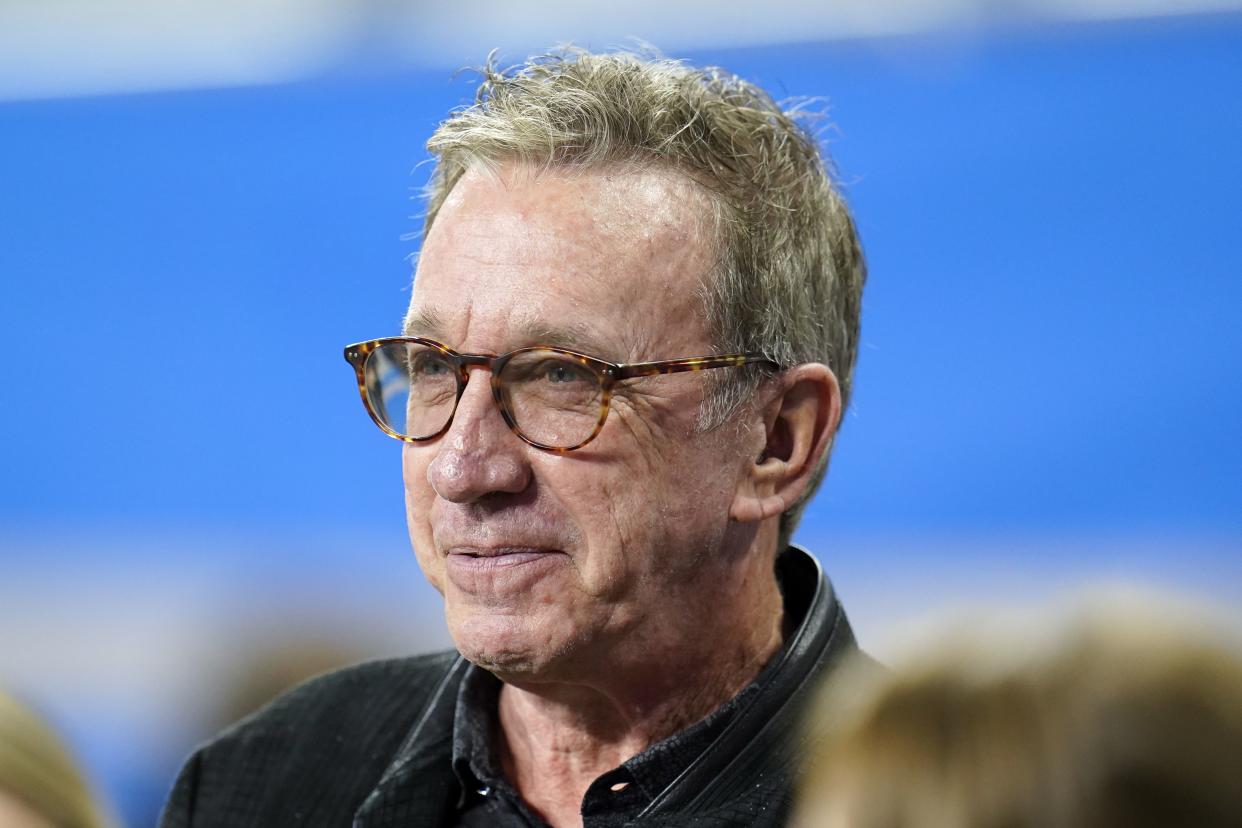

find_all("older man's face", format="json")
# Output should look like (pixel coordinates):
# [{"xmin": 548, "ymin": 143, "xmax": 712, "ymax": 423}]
[{"xmin": 402, "ymin": 163, "xmax": 758, "ymax": 679}]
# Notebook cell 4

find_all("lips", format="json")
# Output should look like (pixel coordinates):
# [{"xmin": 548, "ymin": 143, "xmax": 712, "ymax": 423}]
[
  {"xmin": 449, "ymin": 550, "xmax": 557, "ymax": 571},
  {"xmin": 449, "ymin": 547, "xmax": 556, "ymax": 568},
  {"xmin": 449, "ymin": 546, "xmax": 551, "ymax": 561},
  {"xmin": 432, "ymin": 511, "xmax": 575, "ymax": 591},
  {"xmin": 446, "ymin": 545, "xmax": 561, "ymax": 559},
  {"xmin": 443, "ymin": 546, "xmax": 567, "ymax": 595}
]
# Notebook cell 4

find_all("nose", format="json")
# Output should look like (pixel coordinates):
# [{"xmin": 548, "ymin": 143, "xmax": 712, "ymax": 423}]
[{"xmin": 425, "ymin": 368, "xmax": 531, "ymax": 503}]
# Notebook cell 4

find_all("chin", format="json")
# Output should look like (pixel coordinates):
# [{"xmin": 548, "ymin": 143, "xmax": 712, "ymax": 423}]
[{"xmin": 448, "ymin": 610, "xmax": 563, "ymax": 678}]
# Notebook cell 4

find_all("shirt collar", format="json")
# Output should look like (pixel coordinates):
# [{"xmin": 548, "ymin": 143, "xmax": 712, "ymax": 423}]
[{"xmin": 447, "ymin": 550, "xmax": 809, "ymax": 819}]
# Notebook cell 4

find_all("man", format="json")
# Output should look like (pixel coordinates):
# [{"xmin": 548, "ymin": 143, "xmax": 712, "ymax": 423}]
[{"xmin": 162, "ymin": 47, "xmax": 867, "ymax": 827}]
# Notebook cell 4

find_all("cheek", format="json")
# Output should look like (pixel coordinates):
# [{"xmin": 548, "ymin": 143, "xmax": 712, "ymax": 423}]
[
  {"xmin": 402, "ymin": 445, "xmax": 443, "ymax": 591},
  {"xmin": 572, "ymin": 443, "xmax": 736, "ymax": 575},
  {"xmin": 401, "ymin": 445, "xmax": 432, "ymax": 524},
  {"xmin": 628, "ymin": 438, "xmax": 741, "ymax": 544}
]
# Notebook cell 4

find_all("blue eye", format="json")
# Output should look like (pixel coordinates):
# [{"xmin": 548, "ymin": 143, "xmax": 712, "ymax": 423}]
[
  {"xmin": 545, "ymin": 363, "xmax": 586, "ymax": 384},
  {"xmin": 501, "ymin": 352, "xmax": 598, "ymax": 395},
  {"xmin": 410, "ymin": 352, "xmax": 453, "ymax": 378}
]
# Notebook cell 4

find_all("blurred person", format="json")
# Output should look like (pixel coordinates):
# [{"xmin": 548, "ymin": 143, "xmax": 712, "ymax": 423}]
[
  {"xmin": 794, "ymin": 596, "xmax": 1242, "ymax": 828},
  {"xmin": 163, "ymin": 46, "xmax": 868, "ymax": 828},
  {"xmin": 0, "ymin": 689, "xmax": 115, "ymax": 828},
  {"xmin": 208, "ymin": 639, "xmax": 379, "ymax": 732}
]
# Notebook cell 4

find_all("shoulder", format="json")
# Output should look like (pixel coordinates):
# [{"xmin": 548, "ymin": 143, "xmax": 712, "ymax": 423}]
[
  {"xmin": 219, "ymin": 649, "xmax": 459, "ymax": 742},
  {"xmin": 161, "ymin": 650, "xmax": 460, "ymax": 827}
]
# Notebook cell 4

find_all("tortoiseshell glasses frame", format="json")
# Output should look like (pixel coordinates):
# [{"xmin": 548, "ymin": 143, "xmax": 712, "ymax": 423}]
[{"xmin": 343, "ymin": 337, "xmax": 782, "ymax": 452}]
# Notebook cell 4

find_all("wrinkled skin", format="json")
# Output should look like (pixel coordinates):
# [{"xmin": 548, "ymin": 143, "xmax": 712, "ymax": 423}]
[
  {"xmin": 402, "ymin": 162, "xmax": 779, "ymax": 687},
  {"xmin": 400, "ymin": 161, "xmax": 839, "ymax": 827}
]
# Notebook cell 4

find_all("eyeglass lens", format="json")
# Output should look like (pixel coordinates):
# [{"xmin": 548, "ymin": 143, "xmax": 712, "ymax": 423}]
[{"xmin": 363, "ymin": 341, "xmax": 604, "ymax": 449}]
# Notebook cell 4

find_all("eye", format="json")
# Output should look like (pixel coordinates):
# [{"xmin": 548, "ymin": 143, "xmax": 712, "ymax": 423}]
[
  {"xmin": 501, "ymin": 351, "xmax": 599, "ymax": 395},
  {"xmin": 543, "ymin": 361, "xmax": 589, "ymax": 384},
  {"xmin": 409, "ymin": 350, "xmax": 454, "ymax": 378}
]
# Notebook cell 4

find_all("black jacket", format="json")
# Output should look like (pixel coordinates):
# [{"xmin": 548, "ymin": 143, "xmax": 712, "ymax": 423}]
[{"xmin": 160, "ymin": 547, "xmax": 863, "ymax": 827}]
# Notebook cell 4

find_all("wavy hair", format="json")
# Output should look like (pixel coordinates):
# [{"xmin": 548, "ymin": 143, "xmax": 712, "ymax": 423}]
[{"xmin": 419, "ymin": 47, "xmax": 866, "ymax": 545}]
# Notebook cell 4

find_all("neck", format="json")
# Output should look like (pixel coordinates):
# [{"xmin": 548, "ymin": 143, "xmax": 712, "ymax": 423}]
[{"xmin": 495, "ymin": 548, "xmax": 785, "ymax": 828}]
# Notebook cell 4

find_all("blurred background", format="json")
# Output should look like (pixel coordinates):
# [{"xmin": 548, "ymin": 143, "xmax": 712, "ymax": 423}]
[{"xmin": 2, "ymin": 0, "xmax": 1240, "ymax": 823}]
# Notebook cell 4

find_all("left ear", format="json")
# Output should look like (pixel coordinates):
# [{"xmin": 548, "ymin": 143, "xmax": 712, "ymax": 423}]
[{"xmin": 730, "ymin": 363, "xmax": 842, "ymax": 524}]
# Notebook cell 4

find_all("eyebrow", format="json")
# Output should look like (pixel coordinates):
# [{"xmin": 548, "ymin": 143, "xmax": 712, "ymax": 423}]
[
  {"xmin": 401, "ymin": 306, "xmax": 446, "ymax": 339},
  {"xmin": 402, "ymin": 305, "xmax": 623, "ymax": 362},
  {"xmin": 515, "ymin": 318, "xmax": 621, "ymax": 361}
]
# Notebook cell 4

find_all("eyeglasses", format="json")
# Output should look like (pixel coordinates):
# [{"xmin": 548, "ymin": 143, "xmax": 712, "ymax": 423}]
[{"xmin": 343, "ymin": 337, "xmax": 781, "ymax": 452}]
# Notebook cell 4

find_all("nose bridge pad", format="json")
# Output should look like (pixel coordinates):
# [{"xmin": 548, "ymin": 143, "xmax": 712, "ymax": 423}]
[
  {"xmin": 451, "ymin": 361, "xmax": 512, "ymax": 439},
  {"xmin": 489, "ymin": 372, "xmax": 517, "ymax": 431}
]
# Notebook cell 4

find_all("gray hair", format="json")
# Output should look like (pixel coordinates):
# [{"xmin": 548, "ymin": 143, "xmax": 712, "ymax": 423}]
[{"xmin": 419, "ymin": 47, "xmax": 866, "ymax": 549}]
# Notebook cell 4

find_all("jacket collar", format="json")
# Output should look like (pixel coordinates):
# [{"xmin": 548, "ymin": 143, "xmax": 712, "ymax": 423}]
[{"xmin": 639, "ymin": 544, "xmax": 858, "ymax": 816}]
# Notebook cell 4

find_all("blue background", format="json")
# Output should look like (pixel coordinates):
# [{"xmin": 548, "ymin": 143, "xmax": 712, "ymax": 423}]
[{"xmin": 2, "ymin": 14, "xmax": 1240, "ymax": 825}]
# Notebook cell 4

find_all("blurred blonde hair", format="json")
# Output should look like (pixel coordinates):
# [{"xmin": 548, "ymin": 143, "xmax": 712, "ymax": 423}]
[
  {"xmin": 418, "ymin": 47, "xmax": 866, "ymax": 548},
  {"xmin": 0, "ymin": 689, "xmax": 114, "ymax": 828},
  {"xmin": 796, "ymin": 597, "xmax": 1242, "ymax": 828}
]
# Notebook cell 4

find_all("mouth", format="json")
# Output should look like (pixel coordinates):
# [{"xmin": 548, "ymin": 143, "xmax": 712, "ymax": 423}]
[
  {"xmin": 443, "ymin": 546, "xmax": 567, "ymax": 594},
  {"xmin": 447, "ymin": 545, "xmax": 561, "ymax": 557},
  {"xmin": 445, "ymin": 546, "xmax": 566, "ymax": 569}
]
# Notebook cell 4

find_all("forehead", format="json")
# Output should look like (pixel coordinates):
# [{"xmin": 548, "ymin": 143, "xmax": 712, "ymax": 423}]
[{"xmin": 408, "ymin": 163, "xmax": 717, "ymax": 359}]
